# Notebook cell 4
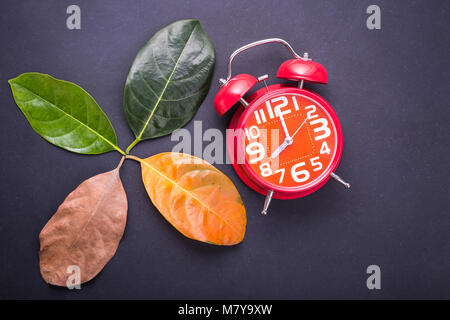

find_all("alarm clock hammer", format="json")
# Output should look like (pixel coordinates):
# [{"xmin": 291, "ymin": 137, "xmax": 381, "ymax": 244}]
[{"xmin": 214, "ymin": 38, "xmax": 350, "ymax": 215}]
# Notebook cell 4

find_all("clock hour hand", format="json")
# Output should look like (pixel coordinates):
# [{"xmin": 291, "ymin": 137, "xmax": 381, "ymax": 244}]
[{"xmin": 271, "ymin": 139, "xmax": 290, "ymax": 159}]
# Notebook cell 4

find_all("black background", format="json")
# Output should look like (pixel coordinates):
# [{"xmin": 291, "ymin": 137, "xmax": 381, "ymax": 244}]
[{"xmin": 0, "ymin": 0, "xmax": 449, "ymax": 299}]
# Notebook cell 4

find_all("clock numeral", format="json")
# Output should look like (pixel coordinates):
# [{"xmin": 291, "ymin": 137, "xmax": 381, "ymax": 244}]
[
  {"xmin": 257, "ymin": 96, "xmax": 294, "ymax": 125},
  {"xmin": 259, "ymin": 109, "xmax": 267, "ymax": 123},
  {"xmin": 272, "ymin": 96, "xmax": 290, "ymax": 117},
  {"xmin": 310, "ymin": 156, "xmax": 323, "ymax": 172},
  {"xmin": 259, "ymin": 162, "xmax": 272, "ymax": 177},
  {"xmin": 292, "ymin": 96, "xmax": 300, "ymax": 111},
  {"xmin": 305, "ymin": 104, "xmax": 331, "ymax": 141},
  {"xmin": 320, "ymin": 141, "xmax": 331, "ymax": 155},
  {"xmin": 305, "ymin": 105, "xmax": 319, "ymax": 119},
  {"xmin": 246, "ymin": 142, "xmax": 265, "ymax": 164},
  {"xmin": 254, "ymin": 108, "xmax": 268, "ymax": 124},
  {"xmin": 258, "ymin": 163, "xmax": 285, "ymax": 183},
  {"xmin": 274, "ymin": 168, "xmax": 285, "ymax": 183},
  {"xmin": 310, "ymin": 118, "xmax": 331, "ymax": 141},
  {"xmin": 245, "ymin": 125, "xmax": 260, "ymax": 140},
  {"xmin": 290, "ymin": 156, "xmax": 325, "ymax": 184},
  {"xmin": 265, "ymin": 101, "xmax": 275, "ymax": 119},
  {"xmin": 291, "ymin": 161, "xmax": 310, "ymax": 183},
  {"xmin": 254, "ymin": 110, "xmax": 261, "ymax": 124}
]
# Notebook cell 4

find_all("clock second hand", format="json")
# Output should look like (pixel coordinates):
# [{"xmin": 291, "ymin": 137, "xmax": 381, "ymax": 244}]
[
  {"xmin": 291, "ymin": 117, "xmax": 308, "ymax": 139},
  {"xmin": 271, "ymin": 117, "xmax": 308, "ymax": 159}
]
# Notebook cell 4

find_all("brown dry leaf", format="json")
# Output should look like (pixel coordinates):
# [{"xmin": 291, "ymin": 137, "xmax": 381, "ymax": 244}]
[
  {"xmin": 134, "ymin": 152, "xmax": 246, "ymax": 245},
  {"xmin": 39, "ymin": 157, "xmax": 127, "ymax": 286}
]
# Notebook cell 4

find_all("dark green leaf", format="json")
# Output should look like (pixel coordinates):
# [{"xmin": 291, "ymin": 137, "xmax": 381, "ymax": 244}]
[
  {"xmin": 9, "ymin": 73, "xmax": 123, "ymax": 155},
  {"xmin": 123, "ymin": 19, "xmax": 215, "ymax": 145}
]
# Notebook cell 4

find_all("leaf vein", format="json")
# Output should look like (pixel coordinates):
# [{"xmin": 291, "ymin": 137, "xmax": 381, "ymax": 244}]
[
  {"xmin": 136, "ymin": 23, "xmax": 199, "ymax": 140},
  {"xmin": 151, "ymin": 48, "xmax": 169, "ymax": 81},
  {"xmin": 140, "ymin": 159, "xmax": 241, "ymax": 237},
  {"xmin": 128, "ymin": 86, "xmax": 153, "ymax": 112},
  {"xmin": 161, "ymin": 86, "xmax": 205, "ymax": 102},
  {"xmin": 136, "ymin": 70, "xmax": 160, "ymax": 99},
  {"xmin": 12, "ymin": 82, "xmax": 119, "ymax": 152}
]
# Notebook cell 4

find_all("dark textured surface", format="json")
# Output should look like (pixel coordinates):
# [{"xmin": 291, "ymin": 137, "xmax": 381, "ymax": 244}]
[{"xmin": 0, "ymin": 0, "xmax": 449, "ymax": 299}]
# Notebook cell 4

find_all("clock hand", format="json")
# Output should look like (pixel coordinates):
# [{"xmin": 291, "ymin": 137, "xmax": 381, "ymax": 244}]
[
  {"xmin": 271, "ymin": 139, "xmax": 290, "ymax": 159},
  {"xmin": 291, "ymin": 117, "xmax": 308, "ymax": 138},
  {"xmin": 271, "ymin": 117, "xmax": 307, "ymax": 159},
  {"xmin": 271, "ymin": 107, "xmax": 293, "ymax": 159},
  {"xmin": 275, "ymin": 106, "xmax": 291, "ymax": 140}
]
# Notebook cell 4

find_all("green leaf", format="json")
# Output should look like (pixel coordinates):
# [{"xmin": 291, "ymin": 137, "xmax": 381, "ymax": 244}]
[
  {"xmin": 123, "ymin": 19, "xmax": 215, "ymax": 151},
  {"xmin": 9, "ymin": 73, "xmax": 124, "ymax": 155}
]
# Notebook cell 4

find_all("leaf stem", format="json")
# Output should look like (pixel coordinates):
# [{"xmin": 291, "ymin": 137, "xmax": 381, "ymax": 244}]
[
  {"xmin": 125, "ymin": 154, "xmax": 142, "ymax": 163},
  {"xmin": 116, "ymin": 155, "xmax": 126, "ymax": 169},
  {"xmin": 115, "ymin": 146, "xmax": 126, "ymax": 156},
  {"xmin": 125, "ymin": 138, "xmax": 140, "ymax": 154}
]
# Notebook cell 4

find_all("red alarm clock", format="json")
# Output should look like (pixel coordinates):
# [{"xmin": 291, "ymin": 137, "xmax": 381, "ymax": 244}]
[{"xmin": 214, "ymin": 38, "xmax": 350, "ymax": 215}]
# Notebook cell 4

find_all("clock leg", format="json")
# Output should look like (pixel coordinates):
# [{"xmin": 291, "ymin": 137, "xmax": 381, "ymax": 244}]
[
  {"xmin": 330, "ymin": 172, "xmax": 351, "ymax": 189},
  {"xmin": 261, "ymin": 190, "xmax": 274, "ymax": 215}
]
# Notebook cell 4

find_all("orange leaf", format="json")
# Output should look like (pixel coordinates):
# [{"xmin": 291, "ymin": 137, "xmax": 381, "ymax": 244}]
[{"xmin": 136, "ymin": 153, "xmax": 246, "ymax": 245}]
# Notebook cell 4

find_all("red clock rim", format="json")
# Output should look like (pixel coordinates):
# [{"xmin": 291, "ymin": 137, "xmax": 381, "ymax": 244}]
[{"xmin": 231, "ymin": 84, "xmax": 343, "ymax": 198}]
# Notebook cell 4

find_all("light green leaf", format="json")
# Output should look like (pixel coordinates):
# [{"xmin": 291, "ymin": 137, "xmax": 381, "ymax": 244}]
[{"xmin": 9, "ymin": 73, "xmax": 124, "ymax": 155}]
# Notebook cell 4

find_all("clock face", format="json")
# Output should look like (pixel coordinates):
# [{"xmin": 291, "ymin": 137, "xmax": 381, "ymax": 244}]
[{"xmin": 241, "ymin": 92, "xmax": 339, "ymax": 191}]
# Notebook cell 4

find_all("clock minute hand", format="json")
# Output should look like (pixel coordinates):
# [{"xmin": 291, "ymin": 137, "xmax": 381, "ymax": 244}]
[
  {"xmin": 275, "ymin": 106, "xmax": 291, "ymax": 140},
  {"xmin": 271, "ymin": 106, "xmax": 293, "ymax": 159}
]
